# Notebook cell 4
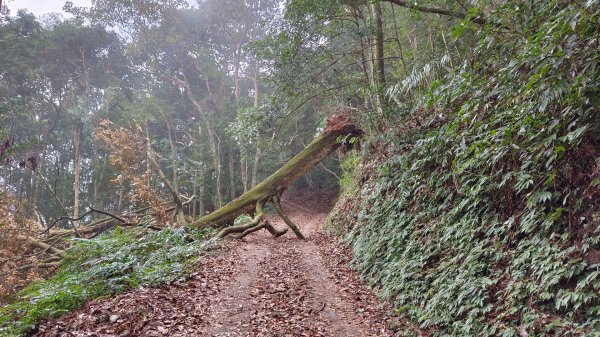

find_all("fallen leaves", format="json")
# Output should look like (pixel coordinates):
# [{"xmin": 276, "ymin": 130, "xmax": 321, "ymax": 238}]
[{"xmin": 33, "ymin": 196, "xmax": 394, "ymax": 337}]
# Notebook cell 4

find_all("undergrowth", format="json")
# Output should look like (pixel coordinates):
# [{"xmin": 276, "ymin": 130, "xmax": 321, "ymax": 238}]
[
  {"xmin": 0, "ymin": 227, "xmax": 215, "ymax": 337},
  {"xmin": 333, "ymin": 1, "xmax": 600, "ymax": 336}
]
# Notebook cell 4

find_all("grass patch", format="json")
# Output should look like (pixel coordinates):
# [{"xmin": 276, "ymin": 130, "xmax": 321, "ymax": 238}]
[{"xmin": 0, "ymin": 226, "xmax": 215, "ymax": 337}]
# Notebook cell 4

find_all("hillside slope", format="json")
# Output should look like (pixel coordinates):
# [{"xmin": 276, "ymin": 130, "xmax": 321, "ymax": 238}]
[{"xmin": 329, "ymin": 2, "xmax": 599, "ymax": 336}]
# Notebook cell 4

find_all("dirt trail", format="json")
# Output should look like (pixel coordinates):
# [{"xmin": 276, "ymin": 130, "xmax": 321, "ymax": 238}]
[{"xmin": 35, "ymin": 195, "xmax": 392, "ymax": 337}]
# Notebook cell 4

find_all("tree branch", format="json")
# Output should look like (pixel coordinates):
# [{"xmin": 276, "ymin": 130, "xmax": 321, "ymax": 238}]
[
  {"xmin": 17, "ymin": 236, "xmax": 65, "ymax": 257},
  {"xmin": 273, "ymin": 195, "xmax": 305, "ymax": 239},
  {"xmin": 383, "ymin": 0, "xmax": 488, "ymax": 25}
]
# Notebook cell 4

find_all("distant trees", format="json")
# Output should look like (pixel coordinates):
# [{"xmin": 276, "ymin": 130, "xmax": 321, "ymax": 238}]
[
  {"xmin": 0, "ymin": 0, "xmax": 334, "ymax": 232},
  {"xmin": 254, "ymin": 0, "xmax": 472, "ymax": 130},
  {"xmin": 0, "ymin": 0, "xmax": 501, "ymax": 235}
]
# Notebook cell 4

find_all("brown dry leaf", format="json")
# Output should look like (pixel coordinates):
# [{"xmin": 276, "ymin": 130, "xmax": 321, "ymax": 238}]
[{"xmin": 34, "ymin": 194, "xmax": 396, "ymax": 337}]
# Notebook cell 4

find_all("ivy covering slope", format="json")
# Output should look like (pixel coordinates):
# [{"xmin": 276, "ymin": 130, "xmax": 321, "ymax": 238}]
[{"xmin": 330, "ymin": 1, "xmax": 599, "ymax": 336}]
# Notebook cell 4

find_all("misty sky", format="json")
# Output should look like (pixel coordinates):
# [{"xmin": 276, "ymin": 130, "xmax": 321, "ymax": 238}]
[{"xmin": 5, "ymin": 0, "xmax": 92, "ymax": 16}]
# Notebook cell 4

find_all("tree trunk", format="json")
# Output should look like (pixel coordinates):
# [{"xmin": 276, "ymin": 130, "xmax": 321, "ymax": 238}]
[
  {"xmin": 229, "ymin": 149, "xmax": 236, "ymax": 201},
  {"xmin": 241, "ymin": 156, "xmax": 248, "ymax": 192},
  {"xmin": 73, "ymin": 126, "xmax": 82, "ymax": 227},
  {"xmin": 251, "ymin": 132, "xmax": 261, "ymax": 187},
  {"xmin": 166, "ymin": 112, "xmax": 179, "ymax": 191},
  {"xmin": 250, "ymin": 67, "xmax": 262, "ymax": 188},
  {"xmin": 193, "ymin": 114, "xmax": 361, "ymax": 228},
  {"xmin": 371, "ymin": 2, "xmax": 386, "ymax": 88},
  {"xmin": 146, "ymin": 142, "xmax": 186, "ymax": 226},
  {"xmin": 370, "ymin": 1, "xmax": 386, "ymax": 119},
  {"xmin": 192, "ymin": 170, "xmax": 198, "ymax": 217},
  {"xmin": 206, "ymin": 119, "xmax": 223, "ymax": 207}
]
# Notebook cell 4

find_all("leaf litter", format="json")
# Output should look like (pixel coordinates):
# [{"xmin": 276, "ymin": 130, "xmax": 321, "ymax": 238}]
[{"xmin": 34, "ymin": 195, "xmax": 394, "ymax": 337}]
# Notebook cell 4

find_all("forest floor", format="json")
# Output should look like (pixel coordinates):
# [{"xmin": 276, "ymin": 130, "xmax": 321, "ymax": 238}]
[{"xmin": 33, "ymin": 192, "xmax": 394, "ymax": 337}]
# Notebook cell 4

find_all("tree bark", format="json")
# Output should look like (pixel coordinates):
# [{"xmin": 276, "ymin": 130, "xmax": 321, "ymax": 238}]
[
  {"xmin": 371, "ymin": 2, "xmax": 385, "ymax": 88},
  {"xmin": 146, "ymin": 142, "xmax": 186, "ymax": 226},
  {"xmin": 383, "ymin": 0, "xmax": 489, "ymax": 25},
  {"xmin": 251, "ymin": 132, "xmax": 261, "ymax": 187},
  {"xmin": 273, "ymin": 195, "xmax": 304, "ymax": 239},
  {"xmin": 166, "ymin": 112, "xmax": 179, "ymax": 191},
  {"xmin": 229, "ymin": 149, "xmax": 237, "ymax": 201},
  {"xmin": 250, "ymin": 65, "xmax": 262, "ymax": 188},
  {"xmin": 193, "ymin": 114, "xmax": 361, "ymax": 228},
  {"xmin": 73, "ymin": 126, "xmax": 82, "ymax": 228}
]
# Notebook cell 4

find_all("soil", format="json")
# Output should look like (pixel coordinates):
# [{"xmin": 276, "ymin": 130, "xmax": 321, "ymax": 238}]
[{"xmin": 33, "ymin": 193, "xmax": 393, "ymax": 337}]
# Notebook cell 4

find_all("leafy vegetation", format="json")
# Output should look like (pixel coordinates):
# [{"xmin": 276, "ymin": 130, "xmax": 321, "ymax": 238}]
[
  {"xmin": 330, "ymin": 1, "xmax": 600, "ymax": 335},
  {"xmin": 339, "ymin": 150, "xmax": 360, "ymax": 194},
  {"xmin": 0, "ymin": 227, "xmax": 214, "ymax": 336}
]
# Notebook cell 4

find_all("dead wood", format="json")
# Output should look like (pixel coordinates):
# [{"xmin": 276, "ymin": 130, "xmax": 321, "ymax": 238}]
[
  {"xmin": 194, "ymin": 114, "xmax": 361, "ymax": 239},
  {"xmin": 262, "ymin": 221, "xmax": 288, "ymax": 238},
  {"xmin": 17, "ymin": 235, "xmax": 65, "ymax": 257},
  {"xmin": 15, "ymin": 256, "xmax": 62, "ymax": 271},
  {"xmin": 272, "ymin": 196, "xmax": 305, "ymax": 239},
  {"xmin": 216, "ymin": 200, "xmax": 266, "ymax": 239}
]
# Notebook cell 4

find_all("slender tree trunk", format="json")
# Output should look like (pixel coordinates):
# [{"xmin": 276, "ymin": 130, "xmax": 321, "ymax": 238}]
[
  {"xmin": 371, "ymin": 2, "xmax": 386, "ymax": 88},
  {"xmin": 229, "ymin": 149, "xmax": 236, "ymax": 201},
  {"xmin": 73, "ymin": 126, "xmax": 81, "ymax": 227},
  {"xmin": 192, "ymin": 170, "xmax": 198, "ymax": 217},
  {"xmin": 166, "ymin": 112, "xmax": 178, "ymax": 191},
  {"xmin": 241, "ymin": 156, "xmax": 248, "ymax": 192},
  {"xmin": 32, "ymin": 150, "xmax": 44, "ymax": 213},
  {"xmin": 117, "ymin": 183, "xmax": 124, "ymax": 213},
  {"xmin": 144, "ymin": 119, "xmax": 152, "ymax": 189},
  {"xmin": 251, "ymin": 133, "xmax": 262, "ymax": 188},
  {"xmin": 233, "ymin": 44, "xmax": 242, "ymax": 109},
  {"xmin": 146, "ymin": 143, "xmax": 186, "ymax": 226},
  {"xmin": 250, "ymin": 65, "xmax": 262, "ymax": 187},
  {"xmin": 172, "ymin": 72, "xmax": 223, "ymax": 208},
  {"xmin": 198, "ymin": 182, "xmax": 205, "ymax": 215},
  {"xmin": 234, "ymin": 51, "xmax": 248, "ymax": 192},
  {"xmin": 352, "ymin": 8, "xmax": 372, "ymax": 87},
  {"xmin": 440, "ymin": 31, "xmax": 455, "ymax": 68},
  {"xmin": 390, "ymin": 5, "xmax": 407, "ymax": 71},
  {"xmin": 92, "ymin": 150, "xmax": 99, "ymax": 207},
  {"xmin": 370, "ymin": 2, "xmax": 386, "ymax": 122},
  {"xmin": 205, "ymin": 119, "xmax": 223, "ymax": 207}
]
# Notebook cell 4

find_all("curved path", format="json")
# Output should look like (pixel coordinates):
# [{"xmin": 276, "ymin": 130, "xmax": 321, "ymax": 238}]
[{"xmin": 35, "ymin": 196, "xmax": 392, "ymax": 337}]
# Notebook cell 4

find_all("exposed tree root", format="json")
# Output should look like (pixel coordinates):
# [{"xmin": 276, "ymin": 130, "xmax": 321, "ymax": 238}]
[
  {"xmin": 215, "ymin": 198, "xmax": 291, "ymax": 239},
  {"xmin": 236, "ymin": 220, "xmax": 288, "ymax": 239},
  {"xmin": 217, "ymin": 200, "xmax": 266, "ymax": 239},
  {"xmin": 273, "ymin": 195, "xmax": 304, "ymax": 239},
  {"xmin": 262, "ymin": 221, "xmax": 288, "ymax": 238}
]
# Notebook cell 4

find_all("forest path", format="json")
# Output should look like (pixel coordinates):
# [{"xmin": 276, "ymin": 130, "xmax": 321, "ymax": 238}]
[{"xmin": 35, "ymin": 194, "xmax": 392, "ymax": 337}]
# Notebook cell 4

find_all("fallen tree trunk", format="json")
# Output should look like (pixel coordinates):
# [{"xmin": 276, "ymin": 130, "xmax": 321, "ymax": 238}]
[{"xmin": 193, "ymin": 114, "xmax": 361, "ymax": 238}]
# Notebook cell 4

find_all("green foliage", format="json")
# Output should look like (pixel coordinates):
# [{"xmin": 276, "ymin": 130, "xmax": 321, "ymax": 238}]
[
  {"xmin": 342, "ymin": 1, "xmax": 600, "ymax": 336},
  {"xmin": 234, "ymin": 213, "xmax": 253, "ymax": 225},
  {"xmin": 0, "ymin": 227, "xmax": 214, "ymax": 337},
  {"xmin": 339, "ymin": 150, "xmax": 360, "ymax": 193}
]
